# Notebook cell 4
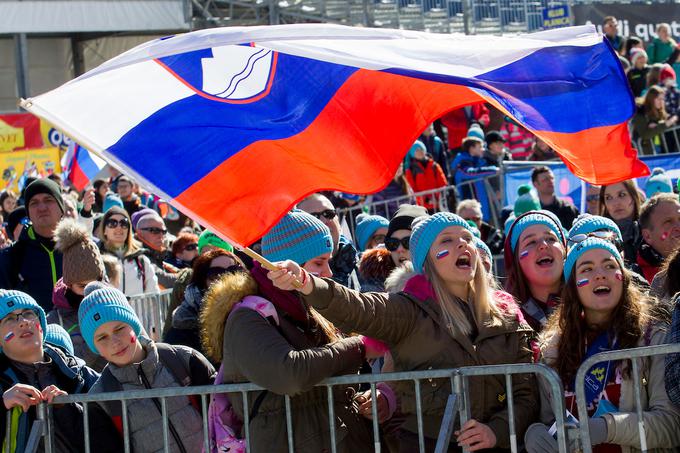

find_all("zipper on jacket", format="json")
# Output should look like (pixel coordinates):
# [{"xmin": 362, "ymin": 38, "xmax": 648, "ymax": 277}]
[{"xmin": 137, "ymin": 366, "xmax": 188, "ymax": 453}]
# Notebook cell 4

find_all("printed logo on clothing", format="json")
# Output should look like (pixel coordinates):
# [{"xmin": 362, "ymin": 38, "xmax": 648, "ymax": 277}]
[
  {"xmin": 497, "ymin": 393, "xmax": 506, "ymax": 403},
  {"xmin": 94, "ymin": 313, "xmax": 101, "ymax": 321},
  {"xmin": 6, "ymin": 300, "xmax": 14, "ymax": 308}
]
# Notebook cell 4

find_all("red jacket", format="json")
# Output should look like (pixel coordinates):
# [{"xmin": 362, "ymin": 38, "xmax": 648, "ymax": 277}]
[
  {"xmin": 440, "ymin": 104, "xmax": 490, "ymax": 150},
  {"xmin": 405, "ymin": 158, "xmax": 448, "ymax": 211}
]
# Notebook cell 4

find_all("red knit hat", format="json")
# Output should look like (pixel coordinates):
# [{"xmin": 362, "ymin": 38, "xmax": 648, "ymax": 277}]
[{"xmin": 660, "ymin": 64, "xmax": 677, "ymax": 85}]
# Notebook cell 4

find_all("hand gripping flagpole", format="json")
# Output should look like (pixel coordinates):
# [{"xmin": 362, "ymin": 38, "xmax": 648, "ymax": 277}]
[{"xmin": 237, "ymin": 247, "xmax": 304, "ymax": 289}]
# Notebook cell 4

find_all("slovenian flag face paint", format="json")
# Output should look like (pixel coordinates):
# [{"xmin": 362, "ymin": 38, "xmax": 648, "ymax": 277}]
[
  {"xmin": 519, "ymin": 250, "xmax": 529, "ymax": 260},
  {"xmin": 3, "ymin": 332, "xmax": 14, "ymax": 342},
  {"xmin": 436, "ymin": 250, "xmax": 450, "ymax": 260},
  {"xmin": 577, "ymin": 278, "xmax": 589, "ymax": 288}
]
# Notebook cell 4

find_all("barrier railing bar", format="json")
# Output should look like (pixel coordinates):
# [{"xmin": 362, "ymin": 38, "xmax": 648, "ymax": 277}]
[
  {"xmin": 242, "ymin": 390, "xmax": 252, "ymax": 453},
  {"xmin": 122, "ymin": 398, "xmax": 131, "ymax": 453},
  {"xmin": 632, "ymin": 359, "xmax": 648, "ymax": 453},
  {"xmin": 161, "ymin": 396, "xmax": 170, "ymax": 453},
  {"xmin": 370, "ymin": 382, "xmax": 380, "ymax": 452},
  {"xmin": 25, "ymin": 419, "xmax": 43, "ymax": 453},
  {"xmin": 326, "ymin": 385, "xmax": 337, "ymax": 453},
  {"xmin": 284, "ymin": 394, "xmax": 294, "ymax": 453},
  {"xmin": 434, "ymin": 393, "xmax": 458, "ymax": 453},
  {"xmin": 201, "ymin": 394, "xmax": 209, "ymax": 453},
  {"xmin": 83, "ymin": 401, "xmax": 91, "ymax": 453},
  {"xmin": 414, "ymin": 378, "xmax": 425, "ymax": 453},
  {"xmin": 506, "ymin": 374, "xmax": 517, "ymax": 453},
  {"xmin": 4, "ymin": 405, "xmax": 11, "ymax": 453},
  {"xmin": 575, "ymin": 343, "xmax": 680, "ymax": 453}
]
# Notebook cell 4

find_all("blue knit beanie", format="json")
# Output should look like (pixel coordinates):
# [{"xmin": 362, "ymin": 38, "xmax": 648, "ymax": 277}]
[
  {"xmin": 568, "ymin": 215, "xmax": 622, "ymax": 242},
  {"xmin": 103, "ymin": 193, "xmax": 124, "ymax": 213},
  {"xmin": 474, "ymin": 237, "xmax": 493, "ymax": 264},
  {"xmin": 410, "ymin": 212, "xmax": 473, "ymax": 273},
  {"xmin": 564, "ymin": 237, "xmax": 623, "ymax": 281},
  {"xmin": 509, "ymin": 210, "xmax": 565, "ymax": 252},
  {"xmin": 45, "ymin": 324, "xmax": 75, "ymax": 356},
  {"xmin": 261, "ymin": 209, "xmax": 333, "ymax": 265},
  {"xmin": 78, "ymin": 282, "xmax": 142, "ymax": 354},
  {"xmin": 0, "ymin": 290, "xmax": 47, "ymax": 348},
  {"xmin": 645, "ymin": 167, "xmax": 673, "ymax": 199},
  {"xmin": 355, "ymin": 213, "xmax": 389, "ymax": 251}
]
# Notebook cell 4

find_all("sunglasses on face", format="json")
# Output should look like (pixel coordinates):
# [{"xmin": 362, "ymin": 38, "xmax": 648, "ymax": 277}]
[
  {"xmin": 105, "ymin": 218, "xmax": 130, "ymax": 229},
  {"xmin": 184, "ymin": 243, "xmax": 198, "ymax": 252},
  {"xmin": 139, "ymin": 227, "xmax": 167, "ymax": 235},
  {"xmin": 385, "ymin": 236, "xmax": 410, "ymax": 251},
  {"xmin": 206, "ymin": 264, "xmax": 244, "ymax": 280},
  {"xmin": 585, "ymin": 195, "xmax": 600, "ymax": 203},
  {"xmin": 309, "ymin": 209, "xmax": 337, "ymax": 220}
]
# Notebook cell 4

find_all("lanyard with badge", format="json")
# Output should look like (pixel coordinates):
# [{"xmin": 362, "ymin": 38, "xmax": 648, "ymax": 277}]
[{"xmin": 578, "ymin": 331, "xmax": 620, "ymax": 416}]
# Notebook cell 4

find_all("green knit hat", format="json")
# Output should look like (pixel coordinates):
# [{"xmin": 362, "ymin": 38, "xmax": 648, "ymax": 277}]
[
  {"xmin": 514, "ymin": 184, "xmax": 541, "ymax": 216},
  {"xmin": 198, "ymin": 230, "xmax": 233, "ymax": 255}
]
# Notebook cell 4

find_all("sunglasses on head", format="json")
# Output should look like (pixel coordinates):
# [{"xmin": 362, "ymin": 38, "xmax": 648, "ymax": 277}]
[
  {"xmin": 309, "ymin": 209, "xmax": 337, "ymax": 220},
  {"xmin": 105, "ymin": 218, "xmax": 130, "ymax": 229},
  {"xmin": 385, "ymin": 236, "xmax": 410, "ymax": 251},
  {"xmin": 139, "ymin": 227, "xmax": 167, "ymax": 235},
  {"xmin": 206, "ymin": 264, "xmax": 244, "ymax": 280},
  {"xmin": 184, "ymin": 243, "xmax": 198, "ymax": 251},
  {"xmin": 569, "ymin": 230, "xmax": 624, "ymax": 253}
]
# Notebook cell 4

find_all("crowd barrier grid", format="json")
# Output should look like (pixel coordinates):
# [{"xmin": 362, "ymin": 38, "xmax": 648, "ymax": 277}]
[
  {"xmin": 16, "ymin": 363, "xmax": 568, "ymax": 453},
  {"xmin": 635, "ymin": 124, "xmax": 680, "ymax": 156},
  {"xmin": 128, "ymin": 289, "xmax": 173, "ymax": 340},
  {"xmin": 574, "ymin": 342, "xmax": 680, "ymax": 453}
]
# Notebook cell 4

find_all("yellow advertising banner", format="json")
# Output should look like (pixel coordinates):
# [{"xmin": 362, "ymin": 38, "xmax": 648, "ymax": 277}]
[{"xmin": 0, "ymin": 147, "xmax": 61, "ymax": 191}]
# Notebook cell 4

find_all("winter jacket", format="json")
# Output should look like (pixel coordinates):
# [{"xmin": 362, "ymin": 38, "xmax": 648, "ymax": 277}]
[
  {"xmin": 615, "ymin": 219, "xmax": 642, "ymax": 268},
  {"xmin": 162, "ymin": 268, "xmax": 192, "ymax": 338},
  {"xmin": 665, "ymin": 296, "xmax": 680, "ymax": 407},
  {"xmin": 99, "ymin": 243, "xmax": 159, "ymax": 296},
  {"xmin": 540, "ymin": 196, "xmax": 580, "ymax": 229},
  {"xmin": 200, "ymin": 272, "xmax": 373, "ymax": 453},
  {"xmin": 163, "ymin": 283, "xmax": 204, "ymax": 353},
  {"xmin": 479, "ymin": 221, "xmax": 504, "ymax": 255},
  {"xmin": 90, "ymin": 338, "xmax": 215, "ymax": 453},
  {"xmin": 0, "ymin": 225, "xmax": 62, "ymax": 311},
  {"xmin": 300, "ymin": 273, "xmax": 539, "ymax": 447},
  {"xmin": 628, "ymin": 66, "xmax": 650, "ymax": 98},
  {"xmin": 404, "ymin": 157, "xmax": 448, "ymax": 211},
  {"xmin": 637, "ymin": 241, "xmax": 665, "ymax": 284},
  {"xmin": 0, "ymin": 344, "xmax": 121, "ymax": 453},
  {"xmin": 141, "ymin": 247, "xmax": 179, "ymax": 289},
  {"xmin": 539, "ymin": 325, "xmax": 680, "ymax": 453},
  {"xmin": 500, "ymin": 121, "xmax": 534, "ymax": 160},
  {"xmin": 648, "ymin": 39, "xmax": 677, "ymax": 65},
  {"xmin": 330, "ymin": 235, "xmax": 360, "ymax": 289},
  {"xmin": 47, "ymin": 279, "xmax": 109, "ymax": 371},
  {"xmin": 440, "ymin": 105, "xmax": 489, "ymax": 150},
  {"xmin": 632, "ymin": 108, "xmax": 671, "ymax": 155},
  {"xmin": 420, "ymin": 134, "xmax": 449, "ymax": 178}
]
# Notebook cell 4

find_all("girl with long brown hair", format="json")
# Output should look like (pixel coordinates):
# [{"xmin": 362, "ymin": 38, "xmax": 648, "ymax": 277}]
[
  {"xmin": 633, "ymin": 86, "xmax": 678, "ymax": 155},
  {"xmin": 503, "ymin": 210, "xmax": 567, "ymax": 332},
  {"xmin": 525, "ymin": 238, "xmax": 680, "ymax": 453}
]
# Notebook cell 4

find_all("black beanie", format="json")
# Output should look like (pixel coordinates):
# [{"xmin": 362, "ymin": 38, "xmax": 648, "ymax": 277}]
[
  {"xmin": 387, "ymin": 204, "xmax": 429, "ymax": 238},
  {"xmin": 24, "ymin": 178, "xmax": 64, "ymax": 214}
]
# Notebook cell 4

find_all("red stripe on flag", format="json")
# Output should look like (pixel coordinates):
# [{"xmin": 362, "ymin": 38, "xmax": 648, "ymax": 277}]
[
  {"xmin": 70, "ymin": 159, "xmax": 90, "ymax": 191},
  {"xmin": 175, "ymin": 69, "xmax": 483, "ymax": 245}
]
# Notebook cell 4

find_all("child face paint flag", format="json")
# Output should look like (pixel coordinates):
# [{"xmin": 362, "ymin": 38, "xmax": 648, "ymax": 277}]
[
  {"xmin": 21, "ymin": 24, "xmax": 647, "ymax": 246},
  {"xmin": 436, "ymin": 249, "xmax": 450, "ymax": 260}
]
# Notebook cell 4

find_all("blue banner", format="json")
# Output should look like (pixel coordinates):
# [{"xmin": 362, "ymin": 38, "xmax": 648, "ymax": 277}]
[{"xmin": 503, "ymin": 153, "xmax": 680, "ymax": 213}]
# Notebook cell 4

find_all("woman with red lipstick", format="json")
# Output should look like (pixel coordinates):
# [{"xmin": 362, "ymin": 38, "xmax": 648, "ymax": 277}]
[
  {"xmin": 504, "ymin": 211, "xmax": 567, "ymax": 333},
  {"xmin": 525, "ymin": 238, "xmax": 680, "ymax": 453},
  {"xmin": 268, "ymin": 212, "xmax": 538, "ymax": 452},
  {"xmin": 599, "ymin": 180, "xmax": 643, "ymax": 268},
  {"xmin": 79, "ymin": 283, "xmax": 215, "ymax": 452},
  {"xmin": 0, "ymin": 289, "xmax": 121, "ymax": 452}
]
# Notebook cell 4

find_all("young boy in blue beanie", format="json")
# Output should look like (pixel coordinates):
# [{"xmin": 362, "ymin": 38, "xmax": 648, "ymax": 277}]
[
  {"xmin": 0, "ymin": 289, "xmax": 121, "ymax": 452},
  {"xmin": 79, "ymin": 282, "xmax": 215, "ymax": 452}
]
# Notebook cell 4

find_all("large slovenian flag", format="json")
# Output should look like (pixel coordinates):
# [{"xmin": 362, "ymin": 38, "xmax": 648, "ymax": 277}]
[{"xmin": 22, "ymin": 24, "xmax": 647, "ymax": 246}]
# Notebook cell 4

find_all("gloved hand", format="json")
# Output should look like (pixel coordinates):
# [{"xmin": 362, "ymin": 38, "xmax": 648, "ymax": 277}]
[{"xmin": 525, "ymin": 423, "xmax": 557, "ymax": 453}]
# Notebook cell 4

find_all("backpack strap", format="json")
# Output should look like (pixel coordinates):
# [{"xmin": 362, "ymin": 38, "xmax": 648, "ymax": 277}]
[{"xmin": 155, "ymin": 343, "xmax": 191, "ymax": 387}]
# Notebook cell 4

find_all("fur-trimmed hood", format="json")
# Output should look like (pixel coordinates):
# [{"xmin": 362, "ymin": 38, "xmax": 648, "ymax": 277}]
[{"xmin": 200, "ymin": 271, "xmax": 258, "ymax": 362}]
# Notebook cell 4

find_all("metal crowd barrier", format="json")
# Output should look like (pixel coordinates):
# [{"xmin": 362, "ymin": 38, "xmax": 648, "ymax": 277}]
[
  {"xmin": 339, "ymin": 174, "xmax": 503, "ymax": 237},
  {"xmin": 128, "ymin": 289, "xmax": 173, "ymax": 340},
  {"xmin": 635, "ymin": 124, "xmax": 680, "ymax": 156},
  {"xmin": 20, "ymin": 363, "xmax": 567, "ymax": 453},
  {"xmin": 575, "ymin": 342, "xmax": 680, "ymax": 453}
]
